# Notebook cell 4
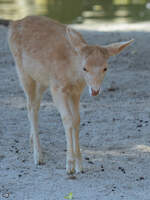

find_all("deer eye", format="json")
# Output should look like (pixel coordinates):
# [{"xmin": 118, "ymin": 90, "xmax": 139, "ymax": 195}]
[
  {"xmin": 83, "ymin": 67, "xmax": 88, "ymax": 72},
  {"xmin": 103, "ymin": 68, "xmax": 107, "ymax": 72}
]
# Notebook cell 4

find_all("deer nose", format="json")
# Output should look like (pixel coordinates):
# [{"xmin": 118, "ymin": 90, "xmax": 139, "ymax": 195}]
[
  {"xmin": 91, "ymin": 88, "xmax": 100, "ymax": 96},
  {"xmin": 89, "ymin": 87, "xmax": 100, "ymax": 96}
]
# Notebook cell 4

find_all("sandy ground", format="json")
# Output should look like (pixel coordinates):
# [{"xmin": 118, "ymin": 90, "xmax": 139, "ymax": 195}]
[{"xmin": 0, "ymin": 21, "xmax": 150, "ymax": 200}]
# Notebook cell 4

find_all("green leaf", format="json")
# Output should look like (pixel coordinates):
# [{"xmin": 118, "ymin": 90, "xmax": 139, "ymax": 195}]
[{"xmin": 64, "ymin": 192, "xmax": 73, "ymax": 199}]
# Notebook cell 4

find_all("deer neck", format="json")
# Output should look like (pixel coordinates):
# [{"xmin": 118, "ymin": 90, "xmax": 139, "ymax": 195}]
[{"xmin": 73, "ymin": 54, "xmax": 86, "ymax": 90}]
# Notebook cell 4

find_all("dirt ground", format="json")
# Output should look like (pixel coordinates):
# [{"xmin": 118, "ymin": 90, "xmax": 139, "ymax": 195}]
[{"xmin": 0, "ymin": 21, "xmax": 150, "ymax": 200}]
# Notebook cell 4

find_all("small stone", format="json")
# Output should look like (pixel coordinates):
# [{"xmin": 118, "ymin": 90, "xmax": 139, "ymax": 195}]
[
  {"xmin": 137, "ymin": 124, "xmax": 142, "ymax": 128},
  {"xmin": 88, "ymin": 161, "xmax": 94, "ymax": 164},
  {"xmin": 101, "ymin": 165, "xmax": 104, "ymax": 168},
  {"xmin": 108, "ymin": 87, "xmax": 116, "ymax": 92},
  {"xmin": 2, "ymin": 193, "xmax": 9, "ymax": 198},
  {"xmin": 118, "ymin": 166, "xmax": 126, "ymax": 174},
  {"xmin": 139, "ymin": 176, "xmax": 144, "ymax": 180},
  {"xmin": 16, "ymin": 150, "xmax": 19, "ymax": 153},
  {"xmin": 67, "ymin": 175, "xmax": 76, "ymax": 180}
]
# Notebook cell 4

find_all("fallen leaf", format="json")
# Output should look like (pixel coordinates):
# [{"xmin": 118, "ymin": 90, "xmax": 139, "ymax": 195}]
[{"xmin": 64, "ymin": 192, "xmax": 73, "ymax": 199}]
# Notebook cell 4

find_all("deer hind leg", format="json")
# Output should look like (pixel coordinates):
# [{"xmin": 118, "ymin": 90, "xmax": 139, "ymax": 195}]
[
  {"xmin": 27, "ymin": 83, "xmax": 46, "ymax": 165},
  {"xmin": 16, "ymin": 67, "xmax": 46, "ymax": 165},
  {"xmin": 71, "ymin": 94, "xmax": 83, "ymax": 173},
  {"xmin": 51, "ymin": 88, "xmax": 83, "ymax": 174}
]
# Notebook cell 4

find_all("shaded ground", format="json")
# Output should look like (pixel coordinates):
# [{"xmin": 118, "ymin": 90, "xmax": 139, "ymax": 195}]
[{"xmin": 0, "ymin": 22, "xmax": 150, "ymax": 200}]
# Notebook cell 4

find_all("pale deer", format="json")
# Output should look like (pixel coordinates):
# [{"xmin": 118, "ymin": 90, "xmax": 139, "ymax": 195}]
[{"xmin": 8, "ymin": 16, "xmax": 133, "ymax": 174}]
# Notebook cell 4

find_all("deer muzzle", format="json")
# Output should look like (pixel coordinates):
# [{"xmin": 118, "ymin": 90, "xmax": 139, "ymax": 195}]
[{"xmin": 89, "ymin": 87, "xmax": 100, "ymax": 96}]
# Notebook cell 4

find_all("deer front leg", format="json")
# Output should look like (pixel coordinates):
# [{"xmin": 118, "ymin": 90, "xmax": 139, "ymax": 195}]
[
  {"xmin": 62, "ymin": 110, "xmax": 83, "ymax": 174},
  {"xmin": 63, "ymin": 117, "xmax": 76, "ymax": 174},
  {"xmin": 51, "ymin": 89, "xmax": 83, "ymax": 174},
  {"xmin": 72, "ymin": 124, "xmax": 83, "ymax": 173}
]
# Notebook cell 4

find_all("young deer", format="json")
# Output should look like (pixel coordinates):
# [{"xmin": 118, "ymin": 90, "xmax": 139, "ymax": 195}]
[{"xmin": 8, "ymin": 16, "xmax": 133, "ymax": 174}]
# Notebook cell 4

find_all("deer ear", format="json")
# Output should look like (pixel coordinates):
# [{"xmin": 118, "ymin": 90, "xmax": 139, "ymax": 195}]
[
  {"xmin": 105, "ymin": 39, "xmax": 134, "ymax": 56},
  {"xmin": 66, "ymin": 26, "xmax": 86, "ymax": 54}
]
